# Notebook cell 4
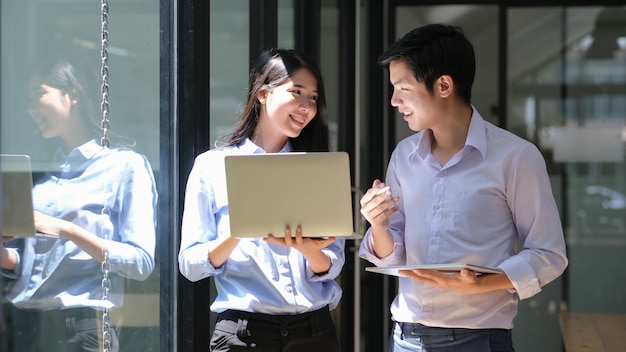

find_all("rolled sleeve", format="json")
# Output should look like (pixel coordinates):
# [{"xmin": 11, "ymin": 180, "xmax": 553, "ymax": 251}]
[
  {"xmin": 178, "ymin": 242, "xmax": 224, "ymax": 282},
  {"xmin": 358, "ymin": 229, "xmax": 405, "ymax": 267},
  {"xmin": 306, "ymin": 240, "xmax": 345, "ymax": 281},
  {"xmin": 178, "ymin": 152, "xmax": 224, "ymax": 282},
  {"xmin": 1, "ymin": 248, "xmax": 21, "ymax": 279},
  {"xmin": 107, "ymin": 154, "xmax": 157, "ymax": 281},
  {"xmin": 499, "ymin": 145, "xmax": 568, "ymax": 300}
]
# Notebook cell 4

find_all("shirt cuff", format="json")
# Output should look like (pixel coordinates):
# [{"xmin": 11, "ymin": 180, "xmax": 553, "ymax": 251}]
[
  {"xmin": 358, "ymin": 231, "xmax": 404, "ymax": 267},
  {"xmin": 498, "ymin": 258, "xmax": 541, "ymax": 300}
]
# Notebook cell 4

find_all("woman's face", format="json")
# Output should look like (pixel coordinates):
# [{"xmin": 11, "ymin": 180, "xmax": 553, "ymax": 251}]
[
  {"xmin": 27, "ymin": 82, "xmax": 76, "ymax": 140},
  {"xmin": 258, "ymin": 67, "xmax": 319, "ymax": 139}
]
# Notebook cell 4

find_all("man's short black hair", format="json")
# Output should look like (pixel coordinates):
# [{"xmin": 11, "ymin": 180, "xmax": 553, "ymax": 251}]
[{"xmin": 379, "ymin": 24, "xmax": 475, "ymax": 105}]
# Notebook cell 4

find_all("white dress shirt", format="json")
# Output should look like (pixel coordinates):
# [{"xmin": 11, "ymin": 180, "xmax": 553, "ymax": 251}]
[
  {"xmin": 359, "ymin": 108, "xmax": 568, "ymax": 329},
  {"xmin": 3, "ymin": 139, "xmax": 157, "ymax": 310},
  {"xmin": 178, "ymin": 139, "xmax": 344, "ymax": 314}
]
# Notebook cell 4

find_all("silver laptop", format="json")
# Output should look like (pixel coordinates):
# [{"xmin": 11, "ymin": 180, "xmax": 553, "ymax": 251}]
[
  {"xmin": 224, "ymin": 152, "xmax": 356, "ymax": 238},
  {"xmin": 1, "ymin": 154, "xmax": 56, "ymax": 238}
]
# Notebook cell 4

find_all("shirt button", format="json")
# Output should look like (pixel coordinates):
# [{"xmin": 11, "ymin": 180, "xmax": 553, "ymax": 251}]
[
  {"xmin": 280, "ymin": 329, "xmax": 289, "ymax": 337},
  {"xmin": 433, "ymin": 204, "xmax": 440, "ymax": 210}
]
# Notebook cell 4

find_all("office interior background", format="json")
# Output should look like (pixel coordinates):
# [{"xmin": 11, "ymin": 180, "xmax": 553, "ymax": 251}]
[{"xmin": 1, "ymin": 0, "xmax": 625, "ymax": 351}]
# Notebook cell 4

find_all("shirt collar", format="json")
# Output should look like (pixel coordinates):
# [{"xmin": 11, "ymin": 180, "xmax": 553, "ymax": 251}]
[
  {"xmin": 237, "ymin": 138, "xmax": 293, "ymax": 154},
  {"xmin": 54, "ymin": 139, "xmax": 105, "ymax": 163},
  {"xmin": 465, "ymin": 107, "xmax": 487, "ymax": 159},
  {"xmin": 411, "ymin": 106, "xmax": 487, "ymax": 161}
]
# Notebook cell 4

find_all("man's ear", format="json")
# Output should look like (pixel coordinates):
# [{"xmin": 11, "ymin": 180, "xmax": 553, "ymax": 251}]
[{"xmin": 437, "ymin": 75, "xmax": 454, "ymax": 99}]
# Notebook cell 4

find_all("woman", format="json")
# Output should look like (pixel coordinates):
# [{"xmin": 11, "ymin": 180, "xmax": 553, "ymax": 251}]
[
  {"xmin": 0, "ymin": 59, "xmax": 157, "ymax": 352},
  {"xmin": 178, "ymin": 49, "xmax": 344, "ymax": 352}
]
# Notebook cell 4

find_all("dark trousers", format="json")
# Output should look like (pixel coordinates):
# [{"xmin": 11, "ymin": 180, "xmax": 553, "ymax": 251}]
[
  {"xmin": 210, "ymin": 306, "xmax": 341, "ymax": 352},
  {"xmin": 390, "ymin": 322, "xmax": 515, "ymax": 352},
  {"xmin": 2, "ymin": 305, "xmax": 119, "ymax": 352}
]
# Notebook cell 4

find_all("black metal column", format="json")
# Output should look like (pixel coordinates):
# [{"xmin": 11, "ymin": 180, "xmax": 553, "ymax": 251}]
[
  {"xmin": 249, "ymin": 0, "xmax": 278, "ymax": 69},
  {"xmin": 294, "ymin": 0, "xmax": 321, "ymax": 63},
  {"xmin": 338, "ymin": 1, "xmax": 357, "ymax": 351},
  {"xmin": 175, "ymin": 0, "xmax": 211, "ymax": 351}
]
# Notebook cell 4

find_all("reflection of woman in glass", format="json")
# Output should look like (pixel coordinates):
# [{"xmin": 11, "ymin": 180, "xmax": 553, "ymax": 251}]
[
  {"xmin": 179, "ymin": 49, "xmax": 344, "ymax": 351},
  {"xmin": 0, "ymin": 59, "xmax": 157, "ymax": 352}
]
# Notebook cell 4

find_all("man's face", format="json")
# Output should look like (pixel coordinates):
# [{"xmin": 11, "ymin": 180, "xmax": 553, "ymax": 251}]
[{"xmin": 388, "ymin": 59, "xmax": 439, "ymax": 132}]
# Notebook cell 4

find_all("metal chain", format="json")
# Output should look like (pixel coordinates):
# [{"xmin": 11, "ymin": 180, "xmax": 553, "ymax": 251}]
[
  {"xmin": 100, "ymin": 0, "xmax": 110, "ymax": 149},
  {"xmin": 100, "ymin": 0, "xmax": 112, "ymax": 351},
  {"xmin": 101, "ymin": 254, "xmax": 112, "ymax": 352}
]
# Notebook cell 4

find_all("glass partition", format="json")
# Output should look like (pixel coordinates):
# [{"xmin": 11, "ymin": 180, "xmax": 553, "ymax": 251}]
[
  {"xmin": 1, "ymin": 0, "xmax": 162, "ymax": 351},
  {"xmin": 507, "ymin": 5, "xmax": 626, "ymax": 351},
  {"xmin": 209, "ymin": 0, "xmax": 249, "ymax": 148}
]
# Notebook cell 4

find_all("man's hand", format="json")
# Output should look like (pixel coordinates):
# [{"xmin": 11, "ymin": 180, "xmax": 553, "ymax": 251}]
[
  {"xmin": 399, "ymin": 268, "xmax": 483, "ymax": 294},
  {"xmin": 398, "ymin": 268, "xmax": 513, "ymax": 294},
  {"xmin": 360, "ymin": 180, "xmax": 399, "ymax": 229}
]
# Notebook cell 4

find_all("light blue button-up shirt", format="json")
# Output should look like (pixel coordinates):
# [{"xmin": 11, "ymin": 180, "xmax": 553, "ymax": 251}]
[
  {"xmin": 359, "ymin": 109, "xmax": 568, "ymax": 329},
  {"xmin": 178, "ymin": 139, "xmax": 344, "ymax": 314},
  {"xmin": 3, "ymin": 139, "xmax": 157, "ymax": 310}
]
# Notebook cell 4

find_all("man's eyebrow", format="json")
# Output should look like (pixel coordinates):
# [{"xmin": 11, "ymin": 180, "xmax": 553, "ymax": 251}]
[{"xmin": 391, "ymin": 78, "xmax": 404, "ymax": 86}]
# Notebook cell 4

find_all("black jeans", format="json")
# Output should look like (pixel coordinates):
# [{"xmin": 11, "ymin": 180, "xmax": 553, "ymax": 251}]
[
  {"xmin": 3, "ymin": 305, "xmax": 119, "ymax": 352},
  {"xmin": 210, "ymin": 306, "xmax": 341, "ymax": 352}
]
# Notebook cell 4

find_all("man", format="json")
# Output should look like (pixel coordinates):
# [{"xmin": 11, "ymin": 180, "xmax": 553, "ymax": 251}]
[{"xmin": 359, "ymin": 24, "xmax": 568, "ymax": 351}]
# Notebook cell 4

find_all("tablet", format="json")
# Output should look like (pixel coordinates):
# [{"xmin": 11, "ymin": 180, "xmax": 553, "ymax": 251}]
[
  {"xmin": 365, "ymin": 263, "xmax": 503, "ymax": 276},
  {"xmin": 224, "ymin": 152, "xmax": 355, "ymax": 238}
]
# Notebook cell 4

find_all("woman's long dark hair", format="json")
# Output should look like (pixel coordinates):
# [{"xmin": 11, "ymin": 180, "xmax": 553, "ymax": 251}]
[
  {"xmin": 30, "ymin": 58, "xmax": 133, "ymax": 147},
  {"xmin": 221, "ymin": 49, "xmax": 329, "ymax": 152}
]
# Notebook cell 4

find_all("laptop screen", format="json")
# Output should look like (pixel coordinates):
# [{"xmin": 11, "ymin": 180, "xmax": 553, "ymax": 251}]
[{"xmin": 1, "ymin": 154, "xmax": 38, "ymax": 237}]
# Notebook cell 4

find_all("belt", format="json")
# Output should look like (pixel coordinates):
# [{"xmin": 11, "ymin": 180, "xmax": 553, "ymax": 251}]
[
  {"xmin": 218, "ymin": 306, "xmax": 330, "ymax": 324},
  {"xmin": 217, "ymin": 306, "xmax": 331, "ymax": 338},
  {"xmin": 398, "ymin": 322, "xmax": 510, "ymax": 336}
]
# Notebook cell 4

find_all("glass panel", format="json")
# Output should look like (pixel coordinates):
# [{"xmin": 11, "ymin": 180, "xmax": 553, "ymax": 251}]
[
  {"xmin": 506, "ymin": 7, "xmax": 567, "ymax": 352},
  {"xmin": 1, "ymin": 1, "xmax": 162, "ymax": 351},
  {"xmin": 508, "ymin": 5, "xmax": 626, "ymax": 350},
  {"xmin": 562, "ymin": 6, "xmax": 626, "ymax": 313},
  {"xmin": 321, "ymin": 1, "xmax": 340, "ymax": 152},
  {"xmin": 278, "ymin": 0, "xmax": 295, "ymax": 48},
  {"xmin": 209, "ymin": 0, "xmax": 249, "ymax": 148}
]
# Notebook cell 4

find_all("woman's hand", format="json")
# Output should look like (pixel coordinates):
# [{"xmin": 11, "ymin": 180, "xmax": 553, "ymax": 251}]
[
  {"xmin": 1, "ymin": 237, "xmax": 17, "ymax": 270},
  {"xmin": 264, "ymin": 225, "xmax": 335, "ymax": 274},
  {"xmin": 33, "ymin": 211, "xmax": 67, "ymax": 238},
  {"xmin": 33, "ymin": 211, "xmax": 108, "ymax": 263}
]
